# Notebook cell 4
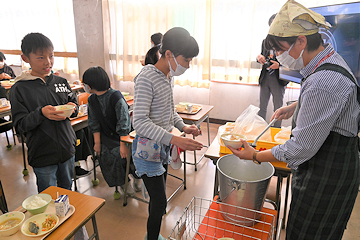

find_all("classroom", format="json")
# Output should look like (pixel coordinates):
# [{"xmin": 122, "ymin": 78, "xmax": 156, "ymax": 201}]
[{"xmin": 0, "ymin": 0, "xmax": 359, "ymax": 239}]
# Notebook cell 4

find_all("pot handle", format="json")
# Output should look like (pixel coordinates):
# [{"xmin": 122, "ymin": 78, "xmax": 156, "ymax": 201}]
[{"xmin": 218, "ymin": 181, "xmax": 245, "ymax": 202}]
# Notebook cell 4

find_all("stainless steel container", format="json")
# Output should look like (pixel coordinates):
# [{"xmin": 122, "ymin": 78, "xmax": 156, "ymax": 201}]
[{"xmin": 217, "ymin": 154, "xmax": 274, "ymax": 226}]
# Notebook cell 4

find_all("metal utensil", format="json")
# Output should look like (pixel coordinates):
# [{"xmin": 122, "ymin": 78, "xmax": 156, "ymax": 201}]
[{"xmin": 251, "ymin": 118, "xmax": 277, "ymax": 148}]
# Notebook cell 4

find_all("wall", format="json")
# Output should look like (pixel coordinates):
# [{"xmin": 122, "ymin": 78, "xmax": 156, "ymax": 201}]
[
  {"xmin": 72, "ymin": 0, "xmax": 300, "ymax": 126},
  {"xmin": 118, "ymin": 80, "xmax": 300, "ymax": 127}
]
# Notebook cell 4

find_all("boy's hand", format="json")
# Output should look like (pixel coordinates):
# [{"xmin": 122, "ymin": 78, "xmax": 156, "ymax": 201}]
[
  {"xmin": 66, "ymin": 102, "xmax": 77, "ymax": 113},
  {"xmin": 41, "ymin": 105, "xmax": 66, "ymax": 121}
]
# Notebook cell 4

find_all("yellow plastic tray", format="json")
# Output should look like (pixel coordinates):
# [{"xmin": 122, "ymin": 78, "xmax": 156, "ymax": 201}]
[{"xmin": 220, "ymin": 127, "xmax": 282, "ymax": 154}]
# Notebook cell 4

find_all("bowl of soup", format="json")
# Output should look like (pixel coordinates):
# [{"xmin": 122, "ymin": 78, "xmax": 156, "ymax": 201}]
[
  {"xmin": 220, "ymin": 133, "xmax": 247, "ymax": 150},
  {"xmin": 54, "ymin": 104, "xmax": 75, "ymax": 118},
  {"xmin": 0, "ymin": 211, "xmax": 25, "ymax": 236},
  {"xmin": 22, "ymin": 193, "xmax": 52, "ymax": 215}
]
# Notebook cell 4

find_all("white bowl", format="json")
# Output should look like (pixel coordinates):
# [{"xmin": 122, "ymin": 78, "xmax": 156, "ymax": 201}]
[
  {"xmin": 220, "ymin": 133, "xmax": 247, "ymax": 149},
  {"xmin": 0, "ymin": 211, "xmax": 26, "ymax": 237},
  {"xmin": 22, "ymin": 193, "xmax": 52, "ymax": 215},
  {"xmin": 54, "ymin": 104, "xmax": 75, "ymax": 118},
  {"xmin": 21, "ymin": 213, "xmax": 59, "ymax": 237}
]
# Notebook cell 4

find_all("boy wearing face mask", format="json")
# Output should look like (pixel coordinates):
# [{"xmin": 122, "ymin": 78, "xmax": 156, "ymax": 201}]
[
  {"xmin": 132, "ymin": 27, "xmax": 203, "ymax": 240},
  {"xmin": 0, "ymin": 51, "xmax": 16, "ymax": 80},
  {"xmin": 229, "ymin": 1, "xmax": 360, "ymax": 239}
]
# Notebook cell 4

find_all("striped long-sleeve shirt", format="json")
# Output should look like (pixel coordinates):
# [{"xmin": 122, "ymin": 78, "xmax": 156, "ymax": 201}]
[
  {"xmin": 272, "ymin": 44, "xmax": 360, "ymax": 169},
  {"xmin": 133, "ymin": 65, "xmax": 185, "ymax": 146}
]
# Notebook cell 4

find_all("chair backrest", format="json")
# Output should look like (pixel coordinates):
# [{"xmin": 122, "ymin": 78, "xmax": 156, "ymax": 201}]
[
  {"xmin": 0, "ymin": 179, "xmax": 8, "ymax": 213},
  {"xmin": 78, "ymin": 92, "xmax": 90, "ymax": 105}
]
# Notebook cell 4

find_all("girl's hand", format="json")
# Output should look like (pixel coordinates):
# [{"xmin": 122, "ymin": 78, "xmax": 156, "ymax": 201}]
[
  {"xmin": 183, "ymin": 124, "xmax": 200, "ymax": 137},
  {"xmin": 94, "ymin": 143, "xmax": 101, "ymax": 156},
  {"xmin": 170, "ymin": 135, "xmax": 203, "ymax": 151},
  {"xmin": 120, "ymin": 142, "xmax": 128, "ymax": 159},
  {"xmin": 228, "ymin": 139, "xmax": 255, "ymax": 160}
]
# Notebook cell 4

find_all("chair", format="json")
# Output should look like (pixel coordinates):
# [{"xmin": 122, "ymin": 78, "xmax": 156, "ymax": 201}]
[
  {"xmin": 0, "ymin": 179, "xmax": 8, "ymax": 213},
  {"xmin": 78, "ymin": 92, "xmax": 90, "ymax": 105},
  {"xmin": 0, "ymin": 118, "xmax": 16, "ymax": 149}
]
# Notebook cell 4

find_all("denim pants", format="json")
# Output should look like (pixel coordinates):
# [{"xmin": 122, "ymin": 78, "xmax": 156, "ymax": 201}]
[{"xmin": 33, "ymin": 156, "xmax": 75, "ymax": 193}]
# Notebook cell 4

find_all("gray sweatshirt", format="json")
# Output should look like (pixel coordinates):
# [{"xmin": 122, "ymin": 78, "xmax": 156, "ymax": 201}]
[{"xmin": 133, "ymin": 65, "xmax": 185, "ymax": 145}]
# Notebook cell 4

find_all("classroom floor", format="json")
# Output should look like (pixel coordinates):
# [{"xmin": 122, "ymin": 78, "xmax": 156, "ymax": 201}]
[{"xmin": 0, "ymin": 122, "xmax": 359, "ymax": 240}]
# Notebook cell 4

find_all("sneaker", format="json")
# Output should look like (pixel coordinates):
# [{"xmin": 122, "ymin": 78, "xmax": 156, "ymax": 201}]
[
  {"xmin": 121, "ymin": 184, "xmax": 135, "ymax": 196},
  {"xmin": 75, "ymin": 166, "xmax": 91, "ymax": 177},
  {"xmin": 133, "ymin": 178, "xmax": 142, "ymax": 192}
]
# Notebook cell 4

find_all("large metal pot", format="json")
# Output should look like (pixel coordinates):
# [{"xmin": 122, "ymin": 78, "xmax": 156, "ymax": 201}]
[{"xmin": 217, "ymin": 154, "xmax": 275, "ymax": 226}]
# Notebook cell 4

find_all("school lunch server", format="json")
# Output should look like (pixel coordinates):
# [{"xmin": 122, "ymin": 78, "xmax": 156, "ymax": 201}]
[{"xmin": 168, "ymin": 197, "xmax": 280, "ymax": 240}]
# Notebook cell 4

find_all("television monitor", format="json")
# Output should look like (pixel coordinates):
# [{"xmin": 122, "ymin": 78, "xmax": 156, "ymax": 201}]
[{"xmin": 278, "ymin": 2, "xmax": 360, "ymax": 84}]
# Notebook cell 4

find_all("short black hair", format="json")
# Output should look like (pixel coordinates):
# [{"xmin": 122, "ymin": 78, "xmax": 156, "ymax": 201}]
[
  {"xmin": 145, "ymin": 46, "xmax": 159, "ymax": 65},
  {"xmin": 151, "ymin": 32, "xmax": 163, "ymax": 45},
  {"xmin": 82, "ymin": 66, "xmax": 110, "ymax": 91},
  {"xmin": 264, "ymin": 32, "xmax": 323, "ymax": 53},
  {"xmin": 21, "ymin": 33, "xmax": 54, "ymax": 57},
  {"xmin": 0, "ymin": 52, "xmax": 6, "ymax": 61},
  {"xmin": 159, "ymin": 27, "xmax": 199, "ymax": 58}
]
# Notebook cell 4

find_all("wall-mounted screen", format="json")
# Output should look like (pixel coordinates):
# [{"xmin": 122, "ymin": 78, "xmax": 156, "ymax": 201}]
[{"xmin": 279, "ymin": 2, "xmax": 360, "ymax": 84}]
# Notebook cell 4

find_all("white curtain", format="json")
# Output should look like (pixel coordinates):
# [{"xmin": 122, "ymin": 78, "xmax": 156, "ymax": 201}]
[
  {"xmin": 0, "ymin": 0, "xmax": 78, "ymax": 74},
  {"xmin": 104, "ymin": 0, "xmax": 358, "ymax": 88}
]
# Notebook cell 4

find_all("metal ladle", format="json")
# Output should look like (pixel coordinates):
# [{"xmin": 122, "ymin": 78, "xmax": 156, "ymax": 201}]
[{"xmin": 250, "ymin": 118, "xmax": 278, "ymax": 148}]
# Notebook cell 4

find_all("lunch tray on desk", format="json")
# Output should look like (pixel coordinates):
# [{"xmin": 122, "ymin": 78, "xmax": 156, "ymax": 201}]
[
  {"xmin": 168, "ymin": 196, "xmax": 277, "ymax": 240},
  {"xmin": 176, "ymin": 105, "xmax": 202, "ymax": 115},
  {"xmin": 9, "ymin": 200, "xmax": 75, "ymax": 240}
]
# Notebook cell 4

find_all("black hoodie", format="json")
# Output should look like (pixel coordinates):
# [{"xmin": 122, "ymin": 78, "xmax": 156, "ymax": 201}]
[{"xmin": 9, "ymin": 72, "xmax": 78, "ymax": 168}]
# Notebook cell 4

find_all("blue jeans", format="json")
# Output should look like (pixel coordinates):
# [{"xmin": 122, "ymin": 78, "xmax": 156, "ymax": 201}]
[{"xmin": 33, "ymin": 156, "xmax": 75, "ymax": 193}]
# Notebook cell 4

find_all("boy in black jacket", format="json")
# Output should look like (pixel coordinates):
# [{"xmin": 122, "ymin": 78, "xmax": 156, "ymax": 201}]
[{"xmin": 9, "ymin": 33, "xmax": 79, "ymax": 193}]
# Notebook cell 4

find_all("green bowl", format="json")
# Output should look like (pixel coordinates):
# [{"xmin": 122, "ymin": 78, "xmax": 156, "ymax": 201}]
[{"xmin": 22, "ymin": 193, "xmax": 52, "ymax": 215}]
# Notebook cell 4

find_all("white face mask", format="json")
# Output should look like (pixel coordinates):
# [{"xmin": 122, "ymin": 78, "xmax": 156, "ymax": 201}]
[
  {"xmin": 83, "ymin": 83, "xmax": 91, "ymax": 94},
  {"xmin": 276, "ymin": 43, "xmax": 304, "ymax": 70},
  {"xmin": 0, "ymin": 62, "xmax": 4, "ymax": 67},
  {"xmin": 168, "ymin": 53, "xmax": 188, "ymax": 76}
]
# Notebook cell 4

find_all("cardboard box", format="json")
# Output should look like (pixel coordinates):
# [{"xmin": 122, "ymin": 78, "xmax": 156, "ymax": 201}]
[
  {"xmin": 219, "ymin": 127, "xmax": 282, "ymax": 154},
  {"xmin": 55, "ymin": 194, "xmax": 70, "ymax": 217}
]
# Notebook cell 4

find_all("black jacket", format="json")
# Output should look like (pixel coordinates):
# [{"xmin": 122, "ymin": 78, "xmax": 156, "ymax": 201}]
[
  {"xmin": 0, "ymin": 64, "xmax": 16, "ymax": 79},
  {"xmin": 9, "ymin": 73, "xmax": 78, "ymax": 168},
  {"xmin": 258, "ymin": 40, "xmax": 288, "ymax": 86}
]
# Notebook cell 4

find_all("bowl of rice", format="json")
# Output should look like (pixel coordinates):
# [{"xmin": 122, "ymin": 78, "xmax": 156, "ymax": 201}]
[{"xmin": 22, "ymin": 194, "xmax": 52, "ymax": 215}]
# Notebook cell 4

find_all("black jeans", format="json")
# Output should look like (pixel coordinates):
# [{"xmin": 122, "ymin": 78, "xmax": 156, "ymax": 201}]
[{"xmin": 142, "ymin": 164, "xmax": 168, "ymax": 240}]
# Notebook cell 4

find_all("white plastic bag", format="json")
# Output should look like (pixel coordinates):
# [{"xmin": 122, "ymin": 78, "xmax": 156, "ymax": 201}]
[
  {"xmin": 274, "ymin": 126, "xmax": 291, "ymax": 144},
  {"xmin": 232, "ymin": 105, "xmax": 272, "ymax": 141}
]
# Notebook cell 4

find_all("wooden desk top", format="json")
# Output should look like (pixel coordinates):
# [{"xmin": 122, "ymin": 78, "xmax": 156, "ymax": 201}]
[
  {"xmin": 177, "ymin": 104, "xmax": 214, "ymax": 121},
  {"xmin": 42, "ymin": 186, "xmax": 105, "ymax": 240},
  {"xmin": 14, "ymin": 186, "xmax": 105, "ymax": 240},
  {"xmin": 204, "ymin": 138, "xmax": 291, "ymax": 172}
]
